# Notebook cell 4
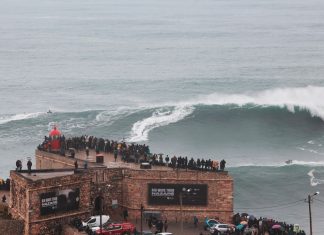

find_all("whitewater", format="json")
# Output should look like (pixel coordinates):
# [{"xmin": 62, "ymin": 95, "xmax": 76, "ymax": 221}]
[{"xmin": 1, "ymin": 0, "xmax": 324, "ymax": 233}]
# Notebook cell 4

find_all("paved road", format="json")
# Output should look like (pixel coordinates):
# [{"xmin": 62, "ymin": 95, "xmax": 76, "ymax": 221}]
[{"xmin": 132, "ymin": 219, "xmax": 210, "ymax": 235}]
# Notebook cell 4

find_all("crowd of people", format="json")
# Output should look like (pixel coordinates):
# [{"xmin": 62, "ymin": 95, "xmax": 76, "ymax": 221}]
[
  {"xmin": 153, "ymin": 154, "xmax": 227, "ymax": 172},
  {"xmin": 144, "ymin": 214, "xmax": 168, "ymax": 234},
  {"xmin": 38, "ymin": 135, "xmax": 227, "ymax": 172},
  {"xmin": 38, "ymin": 135, "xmax": 150, "ymax": 161},
  {"xmin": 231, "ymin": 213, "xmax": 306, "ymax": 235}
]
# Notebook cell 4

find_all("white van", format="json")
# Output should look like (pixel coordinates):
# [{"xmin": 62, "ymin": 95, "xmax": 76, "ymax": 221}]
[{"xmin": 81, "ymin": 215, "xmax": 110, "ymax": 229}]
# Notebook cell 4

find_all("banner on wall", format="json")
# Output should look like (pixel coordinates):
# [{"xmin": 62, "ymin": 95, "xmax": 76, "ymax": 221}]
[
  {"xmin": 148, "ymin": 184, "xmax": 207, "ymax": 205},
  {"xmin": 40, "ymin": 188, "xmax": 80, "ymax": 215}
]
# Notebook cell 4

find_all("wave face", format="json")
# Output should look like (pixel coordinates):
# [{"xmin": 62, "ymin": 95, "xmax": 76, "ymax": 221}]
[
  {"xmin": 126, "ymin": 86, "xmax": 324, "ymax": 142},
  {"xmin": 144, "ymin": 103, "xmax": 324, "ymax": 165},
  {"xmin": 1, "ymin": 86, "xmax": 324, "ymax": 167},
  {"xmin": 189, "ymin": 86, "xmax": 324, "ymax": 119}
]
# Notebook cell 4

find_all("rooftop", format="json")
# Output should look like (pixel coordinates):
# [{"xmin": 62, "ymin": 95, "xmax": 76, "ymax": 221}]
[
  {"xmin": 20, "ymin": 170, "xmax": 75, "ymax": 181},
  {"xmin": 72, "ymin": 149, "xmax": 228, "ymax": 174}
]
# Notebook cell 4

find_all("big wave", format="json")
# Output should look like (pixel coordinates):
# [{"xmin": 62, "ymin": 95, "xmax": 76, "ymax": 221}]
[
  {"xmin": 127, "ymin": 86, "xmax": 324, "ymax": 142},
  {"xmin": 0, "ymin": 112, "xmax": 46, "ymax": 125},
  {"xmin": 181, "ymin": 85, "xmax": 324, "ymax": 118},
  {"xmin": 127, "ymin": 106, "xmax": 194, "ymax": 142}
]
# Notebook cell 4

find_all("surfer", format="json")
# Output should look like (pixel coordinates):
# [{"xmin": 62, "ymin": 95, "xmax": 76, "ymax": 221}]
[
  {"xmin": 285, "ymin": 160, "xmax": 292, "ymax": 164},
  {"xmin": 47, "ymin": 109, "xmax": 52, "ymax": 114}
]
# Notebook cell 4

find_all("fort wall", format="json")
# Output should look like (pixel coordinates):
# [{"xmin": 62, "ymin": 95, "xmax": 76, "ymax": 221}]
[
  {"xmin": 35, "ymin": 150, "xmax": 233, "ymax": 224},
  {"xmin": 9, "ymin": 150, "xmax": 233, "ymax": 234},
  {"xmin": 9, "ymin": 170, "xmax": 91, "ymax": 235}
]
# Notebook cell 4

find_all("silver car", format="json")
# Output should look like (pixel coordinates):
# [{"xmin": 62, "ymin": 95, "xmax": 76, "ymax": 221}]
[{"xmin": 208, "ymin": 223, "xmax": 231, "ymax": 234}]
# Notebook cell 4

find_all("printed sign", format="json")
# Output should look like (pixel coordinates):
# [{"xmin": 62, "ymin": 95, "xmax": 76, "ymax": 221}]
[
  {"xmin": 40, "ymin": 188, "xmax": 80, "ymax": 215},
  {"xmin": 148, "ymin": 184, "xmax": 207, "ymax": 205}
]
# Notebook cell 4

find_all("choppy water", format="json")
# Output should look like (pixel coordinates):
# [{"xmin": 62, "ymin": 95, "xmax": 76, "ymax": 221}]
[{"xmin": 1, "ymin": 0, "xmax": 324, "ymax": 233}]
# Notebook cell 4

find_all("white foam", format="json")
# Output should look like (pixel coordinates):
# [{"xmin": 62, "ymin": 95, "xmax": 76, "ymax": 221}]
[
  {"xmin": 0, "ymin": 112, "xmax": 45, "ymax": 125},
  {"xmin": 231, "ymin": 160, "xmax": 324, "ymax": 168},
  {"xmin": 171, "ymin": 85, "xmax": 324, "ymax": 120},
  {"xmin": 127, "ymin": 106, "xmax": 194, "ymax": 142},
  {"xmin": 95, "ymin": 107, "xmax": 136, "ymax": 124},
  {"xmin": 289, "ymin": 160, "xmax": 324, "ymax": 166},
  {"xmin": 297, "ymin": 147, "xmax": 324, "ymax": 156},
  {"xmin": 308, "ymin": 169, "xmax": 324, "ymax": 186},
  {"xmin": 230, "ymin": 162, "xmax": 287, "ymax": 167}
]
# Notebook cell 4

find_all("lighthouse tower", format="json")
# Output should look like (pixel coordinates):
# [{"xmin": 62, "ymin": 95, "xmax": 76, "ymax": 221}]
[{"xmin": 49, "ymin": 126, "xmax": 61, "ymax": 152}]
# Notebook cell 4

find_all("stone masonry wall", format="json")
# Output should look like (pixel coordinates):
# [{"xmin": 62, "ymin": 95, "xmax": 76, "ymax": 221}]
[
  {"xmin": 10, "ymin": 171, "xmax": 28, "ymax": 230},
  {"xmin": 0, "ymin": 219, "xmax": 24, "ymax": 234},
  {"xmin": 84, "ymin": 167, "xmax": 233, "ymax": 224},
  {"xmin": 28, "ymin": 172, "xmax": 91, "ymax": 235},
  {"xmin": 122, "ymin": 168, "xmax": 233, "ymax": 224},
  {"xmin": 35, "ymin": 151, "xmax": 234, "ymax": 224},
  {"xmin": 10, "ymin": 170, "xmax": 92, "ymax": 235},
  {"xmin": 87, "ymin": 168, "xmax": 125, "ymax": 219}
]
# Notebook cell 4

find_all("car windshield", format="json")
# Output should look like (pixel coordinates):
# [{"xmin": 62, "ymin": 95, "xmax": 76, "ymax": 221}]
[
  {"xmin": 209, "ymin": 220, "xmax": 219, "ymax": 225},
  {"xmin": 84, "ymin": 217, "xmax": 92, "ymax": 223}
]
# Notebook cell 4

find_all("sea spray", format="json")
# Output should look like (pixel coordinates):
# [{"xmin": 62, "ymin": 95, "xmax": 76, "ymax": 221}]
[{"xmin": 308, "ymin": 169, "xmax": 324, "ymax": 186}]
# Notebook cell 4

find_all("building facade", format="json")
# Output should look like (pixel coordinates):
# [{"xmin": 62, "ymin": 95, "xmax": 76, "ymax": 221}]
[
  {"xmin": 9, "ymin": 150, "xmax": 233, "ymax": 234},
  {"xmin": 9, "ymin": 169, "xmax": 91, "ymax": 235}
]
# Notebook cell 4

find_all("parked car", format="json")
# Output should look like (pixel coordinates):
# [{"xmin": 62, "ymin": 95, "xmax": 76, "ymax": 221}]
[
  {"xmin": 81, "ymin": 215, "xmax": 110, "ymax": 230},
  {"xmin": 204, "ymin": 218, "xmax": 220, "ymax": 230},
  {"xmin": 88, "ymin": 221, "xmax": 114, "ymax": 234},
  {"xmin": 93, "ymin": 222, "xmax": 136, "ymax": 235},
  {"xmin": 208, "ymin": 223, "xmax": 231, "ymax": 234}
]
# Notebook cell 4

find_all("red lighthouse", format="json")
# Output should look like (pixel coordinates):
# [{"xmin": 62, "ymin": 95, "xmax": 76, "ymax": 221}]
[{"xmin": 49, "ymin": 126, "xmax": 61, "ymax": 152}]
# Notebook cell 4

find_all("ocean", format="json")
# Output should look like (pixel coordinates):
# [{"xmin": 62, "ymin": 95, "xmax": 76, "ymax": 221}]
[{"xmin": 1, "ymin": 0, "xmax": 324, "ymax": 233}]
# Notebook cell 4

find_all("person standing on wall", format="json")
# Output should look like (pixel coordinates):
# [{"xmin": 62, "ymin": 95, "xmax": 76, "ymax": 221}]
[
  {"xmin": 194, "ymin": 215, "xmax": 198, "ymax": 228},
  {"xmin": 27, "ymin": 160, "xmax": 32, "ymax": 174},
  {"xmin": 164, "ymin": 218, "xmax": 168, "ymax": 232},
  {"xmin": 123, "ymin": 208, "xmax": 128, "ymax": 221},
  {"xmin": 220, "ymin": 159, "xmax": 226, "ymax": 171},
  {"xmin": 114, "ymin": 148, "xmax": 118, "ymax": 162}
]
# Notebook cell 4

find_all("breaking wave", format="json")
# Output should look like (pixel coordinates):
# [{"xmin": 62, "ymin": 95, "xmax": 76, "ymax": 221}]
[
  {"xmin": 2, "ymin": 86, "xmax": 324, "ymax": 145},
  {"xmin": 177, "ymin": 85, "xmax": 324, "ymax": 120},
  {"xmin": 126, "ymin": 86, "xmax": 324, "ymax": 142},
  {"xmin": 0, "ymin": 112, "xmax": 46, "ymax": 125},
  {"xmin": 127, "ymin": 106, "xmax": 194, "ymax": 142}
]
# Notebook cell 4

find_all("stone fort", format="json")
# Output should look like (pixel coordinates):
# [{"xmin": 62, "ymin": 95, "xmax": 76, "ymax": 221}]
[{"xmin": 9, "ymin": 143, "xmax": 233, "ymax": 235}]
